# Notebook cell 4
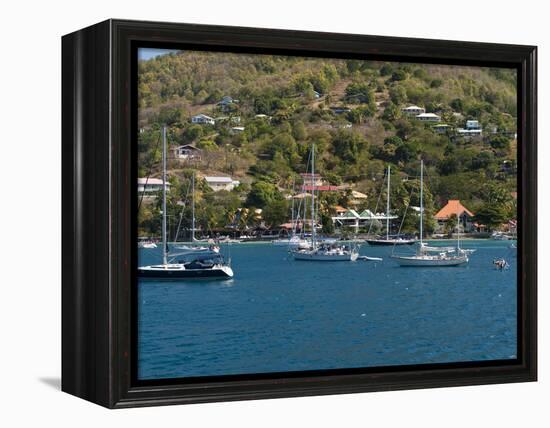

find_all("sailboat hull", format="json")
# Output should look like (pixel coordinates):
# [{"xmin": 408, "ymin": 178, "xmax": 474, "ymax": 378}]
[
  {"xmin": 365, "ymin": 239, "xmax": 415, "ymax": 246},
  {"xmin": 292, "ymin": 251, "xmax": 359, "ymax": 261},
  {"xmin": 391, "ymin": 255, "xmax": 468, "ymax": 267},
  {"xmin": 272, "ymin": 239, "xmax": 311, "ymax": 248},
  {"xmin": 138, "ymin": 264, "xmax": 234, "ymax": 280}
]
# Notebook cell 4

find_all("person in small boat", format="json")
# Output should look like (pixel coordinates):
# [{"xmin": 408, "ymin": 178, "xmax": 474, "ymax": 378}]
[{"xmin": 493, "ymin": 258, "xmax": 509, "ymax": 270}]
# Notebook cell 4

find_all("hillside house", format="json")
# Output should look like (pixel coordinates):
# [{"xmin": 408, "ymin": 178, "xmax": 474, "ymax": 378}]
[
  {"xmin": 401, "ymin": 105, "xmax": 426, "ymax": 116},
  {"xmin": 457, "ymin": 119, "xmax": 483, "ymax": 136},
  {"xmin": 434, "ymin": 199, "xmax": 476, "ymax": 233},
  {"xmin": 350, "ymin": 190, "xmax": 368, "ymax": 205},
  {"xmin": 416, "ymin": 112, "xmax": 441, "ymax": 122},
  {"xmin": 191, "ymin": 114, "xmax": 215, "ymax": 125},
  {"xmin": 204, "ymin": 176, "xmax": 240, "ymax": 192},
  {"xmin": 300, "ymin": 173, "xmax": 324, "ymax": 187},
  {"xmin": 332, "ymin": 208, "xmax": 397, "ymax": 233},
  {"xmin": 173, "ymin": 144, "xmax": 202, "ymax": 161},
  {"xmin": 217, "ymin": 96, "xmax": 238, "ymax": 112},
  {"xmin": 137, "ymin": 178, "xmax": 171, "ymax": 195},
  {"xmin": 432, "ymin": 124, "xmax": 450, "ymax": 134}
]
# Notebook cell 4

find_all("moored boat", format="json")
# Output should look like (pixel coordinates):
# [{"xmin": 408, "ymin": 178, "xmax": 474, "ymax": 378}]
[
  {"xmin": 366, "ymin": 165, "xmax": 416, "ymax": 246},
  {"xmin": 138, "ymin": 126, "xmax": 234, "ymax": 280},
  {"xmin": 138, "ymin": 253, "xmax": 234, "ymax": 280},
  {"xmin": 391, "ymin": 160, "xmax": 469, "ymax": 267},
  {"xmin": 290, "ymin": 143, "xmax": 359, "ymax": 262}
]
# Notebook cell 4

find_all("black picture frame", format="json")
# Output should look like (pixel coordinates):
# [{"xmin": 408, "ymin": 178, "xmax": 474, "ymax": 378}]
[{"xmin": 62, "ymin": 19, "xmax": 537, "ymax": 408}]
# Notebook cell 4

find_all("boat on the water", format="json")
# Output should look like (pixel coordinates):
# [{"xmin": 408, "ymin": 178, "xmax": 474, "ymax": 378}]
[
  {"xmin": 173, "ymin": 244, "xmax": 220, "ymax": 254},
  {"xmin": 365, "ymin": 236, "xmax": 415, "ymax": 246},
  {"xmin": 138, "ymin": 126, "xmax": 234, "ymax": 280},
  {"xmin": 290, "ymin": 143, "xmax": 359, "ymax": 262},
  {"xmin": 365, "ymin": 165, "xmax": 415, "ymax": 246},
  {"xmin": 392, "ymin": 243, "xmax": 468, "ymax": 266},
  {"xmin": 292, "ymin": 243, "xmax": 359, "ymax": 261},
  {"xmin": 272, "ymin": 235, "xmax": 311, "ymax": 248},
  {"xmin": 138, "ymin": 241, "xmax": 157, "ymax": 249},
  {"xmin": 391, "ymin": 160, "xmax": 469, "ymax": 267},
  {"xmin": 139, "ymin": 252, "xmax": 234, "ymax": 279},
  {"xmin": 492, "ymin": 231, "xmax": 514, "ymax": 240}
]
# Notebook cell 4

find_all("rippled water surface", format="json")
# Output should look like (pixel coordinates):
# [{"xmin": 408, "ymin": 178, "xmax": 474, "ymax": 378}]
[{"xmin": 138, "ymin": 240, "xmax": 517, "ymax": 380}]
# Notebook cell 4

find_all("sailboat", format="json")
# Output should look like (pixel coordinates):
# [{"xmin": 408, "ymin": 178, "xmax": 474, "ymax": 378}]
[
  {"xmin": 291, "ymin": 143, "xmax": 359, "ymax": 261},
  {"xmin": 391, "ymin": 160, "xmax": 468, "ymax": 267},
  {"xmin": 272, "ymin": 179, "xmax": 311, "ymax": 249},
  {"xmin": 174, "ymin": 172, "xmax": 220, "ymax": 254},
  {"xmin": 365, "ymin": 165, "xmax": 415, "ymax": 246},
  {"xmin": 138, "ymin": 126, "xmax": 233, "ymax": 280}
]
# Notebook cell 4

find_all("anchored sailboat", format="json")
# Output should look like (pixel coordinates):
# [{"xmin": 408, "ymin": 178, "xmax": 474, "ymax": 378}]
[
  {"xmin": 391, "ymin": 160, "xmax": 469, "ymax": 267},
  {"xmin": 174, "ymin": 172, "xmax": 220, "ymax": 254},
  {"xmin": 291, "ymin": 143, "xmax": 359, "ymax": 261},
  {"xmin": 365, "ymin": 165, "xmax": 415, "ymax": 246},
  {"xmin": 138, "ymin": 126, "xmax": 233, "ymax": 280},
  {"xmin": 272, "ymin": 179, "xmax": 311, "ymax": 249}
]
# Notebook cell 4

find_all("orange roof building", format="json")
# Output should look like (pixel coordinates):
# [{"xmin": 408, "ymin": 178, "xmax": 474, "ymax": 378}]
[{"xmin": 435, "ymin": 200, "xmax": 474, "ymax": 220}]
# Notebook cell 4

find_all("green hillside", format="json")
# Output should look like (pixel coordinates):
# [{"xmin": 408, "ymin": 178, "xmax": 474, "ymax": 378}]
[{"xmin": 137, "ymin": 50, "xmax": 517, "ymax": 238}]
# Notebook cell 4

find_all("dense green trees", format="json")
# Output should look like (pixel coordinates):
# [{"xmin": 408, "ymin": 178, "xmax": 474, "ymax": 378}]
[
  {"xmin": 137, "ymin": 51, "xmax": 518, "ymax": 237},
  {"xmin": 474, "ymin": 205, "xmax": 508, "ymax": 231},
  {"xmin": 246, "ymin": 180, "xmax": 282, "ymax": 208}
]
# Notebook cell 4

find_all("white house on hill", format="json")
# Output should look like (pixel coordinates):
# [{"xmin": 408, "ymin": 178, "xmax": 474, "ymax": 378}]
[
  {"xmin": 457, "ymin": 119, "xmax": 483, "ymax": 136},
  {"xmin": 191, "ymin": 114, "xmax": 215, "ymax": 125},
  {"xmin": 137, "ymin": 178, "xmax": 171, "ymax": 195},
  {"xmin": 204, "ymin": 176, "xmax": 240, "ymax": 192},
  {"xmin": 173, "ymin": 144, "xmax": 202, "ymax": 161},
  {"xmin": 416, "ymin": 112, "xmax": 441, "ymax": 122},
  {"xmin": 401, "ymin": 105, "xmax": 426, "ymax": 116}
]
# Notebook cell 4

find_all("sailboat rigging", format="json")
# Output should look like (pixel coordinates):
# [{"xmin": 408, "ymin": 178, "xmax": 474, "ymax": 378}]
[
  {"xmin": 391, "ymin": 160, "xmax": 469, "ymax": 267},
  {"xmin": 174, "ymin": 172, "xmax": 220, "ymax": 254},
  {"xmin": 290, "ymin": 143, "xmax": 359, "ymax": 261},
  {"xmin": 272, "ymin": 178, "xmax": 311, "ymax": 249},
  {"xmin": 365, "ymin": 165, "xmax": 416, "ymax": 246},
  {"xmin": 138, "ymin": 126, "xmax": 233, "ymax": 279}
]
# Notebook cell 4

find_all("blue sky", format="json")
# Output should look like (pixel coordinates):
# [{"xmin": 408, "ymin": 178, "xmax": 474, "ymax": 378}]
[{"xmin": 138, "ymin": 48, "xmax": 181, "ymax": 61}]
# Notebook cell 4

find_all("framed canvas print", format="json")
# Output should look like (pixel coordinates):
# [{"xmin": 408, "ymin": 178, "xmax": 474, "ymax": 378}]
[{"xmin": 62, "ymin": 19, "xmax": 537, "ymax": 408}]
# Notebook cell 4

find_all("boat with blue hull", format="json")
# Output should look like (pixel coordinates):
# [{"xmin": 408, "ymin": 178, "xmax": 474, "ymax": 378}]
[{"xmin": 138, "ymin": 257, "xmax": 233, "ymax": 280}]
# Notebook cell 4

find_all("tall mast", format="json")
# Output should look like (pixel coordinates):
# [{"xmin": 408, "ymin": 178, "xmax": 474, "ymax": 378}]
[
  {"xmin": 290, "ymin": 177, "xmax": 295, "ymax": 237},
  {"xmin": 419, "ymin": 159, "xmax": 423, "ymax": 245},
  {"xmin": 162, "ymin": 126, "xmax": 168, "ymax": 265},
  {"xmin": 311, "ymin": 143, "xmax": 316, "ymax": 247},
  {"xmin": 457, "ymin": 212, "xmax": 461, "ymax": 249},
  {"xmin": 191, "ymin": 172, "xmax": 196, "ymax": 241},
  {"xmin": 386, "ymin": 165, "xmax": 391, "ymax": 240}
]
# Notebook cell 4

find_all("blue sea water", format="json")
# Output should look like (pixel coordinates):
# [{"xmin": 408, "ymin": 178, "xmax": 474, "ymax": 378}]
[{"xmin": 137, "ymin": 240, "xmax": 517, "ymax": 380}]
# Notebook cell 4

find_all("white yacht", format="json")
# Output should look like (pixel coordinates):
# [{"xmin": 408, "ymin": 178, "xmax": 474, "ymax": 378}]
[
  {"xmin": 391, "ymin": 160, "xmax": 469, "ymax": 267},
  {"xmin": 290, "ymin": 143, "xmax": 359, "ymax": 262}
]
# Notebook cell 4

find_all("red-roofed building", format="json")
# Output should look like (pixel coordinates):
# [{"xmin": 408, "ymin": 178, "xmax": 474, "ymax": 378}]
[
  {"xmin": 434, "ymin": 199, "xmax": 476, "ymax": 233},
  {"xmin": 302, "ymin": 185, "xmax": 342, "ymax": 192}
]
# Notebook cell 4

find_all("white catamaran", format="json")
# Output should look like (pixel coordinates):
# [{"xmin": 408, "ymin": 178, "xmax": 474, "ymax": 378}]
[
  {"xmin": 291, "ymin": 143, "xmax": 359, "ymax": 261},
  {"xmin": 365, "ymin": 165, "xmax": 416, "ymax": 246},
  {"xmin": 391, "ymin": 160, "xmax": 469, "ymax": 267},
  {"xmin": 138, "ymin": 126, "xmax": 233, "ymax": 280}
]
